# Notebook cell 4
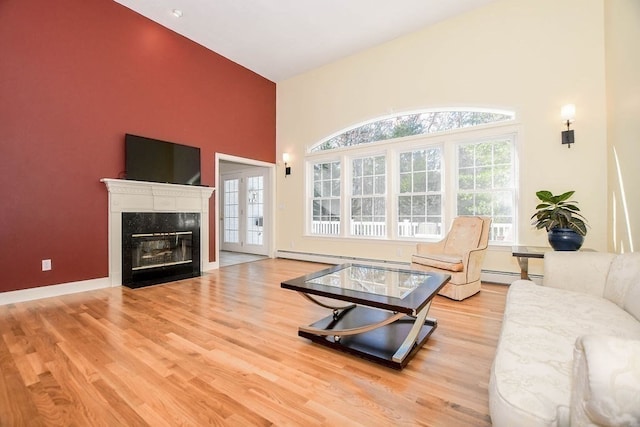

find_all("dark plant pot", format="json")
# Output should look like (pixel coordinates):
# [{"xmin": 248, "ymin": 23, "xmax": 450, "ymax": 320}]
[{"xmin": 548, "ymin": 228, "xmax": 584, "ymax": 251}]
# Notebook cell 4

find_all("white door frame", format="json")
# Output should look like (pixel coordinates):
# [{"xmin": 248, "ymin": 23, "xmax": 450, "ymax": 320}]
[{"xmin": 214, "ymin": 153, "xmax": 276, "ymax": 269}]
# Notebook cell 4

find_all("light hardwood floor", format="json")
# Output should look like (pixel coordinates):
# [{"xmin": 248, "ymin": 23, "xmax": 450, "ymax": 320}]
[{"xmin": 0, "ymin": 259, "xmax": 507, "ymax": 426}]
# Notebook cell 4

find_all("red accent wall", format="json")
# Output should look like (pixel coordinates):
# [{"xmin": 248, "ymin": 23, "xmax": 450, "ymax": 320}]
[{"xmin": 0, "ymin": 0, "xmax": 275, "ymax": 292}]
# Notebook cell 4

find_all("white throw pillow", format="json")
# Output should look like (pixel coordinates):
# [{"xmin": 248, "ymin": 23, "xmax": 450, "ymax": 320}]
[{"xmin": 571, "ymin": 335, "xmax": 640, "ymax": 426}]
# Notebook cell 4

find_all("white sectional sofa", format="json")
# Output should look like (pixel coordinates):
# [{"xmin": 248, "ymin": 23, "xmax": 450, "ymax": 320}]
[{"xmin": 489, "ymin": 251, "xmax": 640, "ymax": 427}]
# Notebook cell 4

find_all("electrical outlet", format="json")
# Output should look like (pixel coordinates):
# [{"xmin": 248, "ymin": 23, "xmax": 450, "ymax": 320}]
[{"xmin": 42, "ymin": 259, "xmax": 52, "ymax": 271}]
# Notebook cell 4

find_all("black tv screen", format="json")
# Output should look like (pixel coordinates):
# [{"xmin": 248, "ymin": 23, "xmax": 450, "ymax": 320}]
[{"xmin": 125, "ymin": 134, "xmax": 201, "ymax": 186}]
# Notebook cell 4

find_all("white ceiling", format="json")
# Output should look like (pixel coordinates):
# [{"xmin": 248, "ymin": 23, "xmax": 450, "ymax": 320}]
[{"xmin": 113, "ymin": 0, "xmax": 496, "ymax": 82}]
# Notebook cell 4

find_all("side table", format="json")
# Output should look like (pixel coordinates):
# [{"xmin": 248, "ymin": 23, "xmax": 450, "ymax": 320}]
[{"xmin": 511, "ymin": 246, "xmax": 546, "ymax": 280}]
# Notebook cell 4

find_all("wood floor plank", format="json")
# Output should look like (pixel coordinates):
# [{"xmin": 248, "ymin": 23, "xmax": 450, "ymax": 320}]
[{"xmin": 0, "ymin": 259, "xmax": 507, "ymax": 426}]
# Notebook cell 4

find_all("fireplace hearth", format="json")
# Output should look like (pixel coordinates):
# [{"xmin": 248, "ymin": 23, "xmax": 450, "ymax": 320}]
[{"xmin": 122, "ymin": 212, "xmax": 200, "ymax": 288}]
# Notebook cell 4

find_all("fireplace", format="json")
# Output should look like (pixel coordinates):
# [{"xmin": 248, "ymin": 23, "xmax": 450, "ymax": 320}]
[
  {"xmin": 122, "ymin": 212, "xmax": 200, "ymax": 288},
  {"xmin": 102, "ymin": 178, "xmax": 214, "ymax": 288}
]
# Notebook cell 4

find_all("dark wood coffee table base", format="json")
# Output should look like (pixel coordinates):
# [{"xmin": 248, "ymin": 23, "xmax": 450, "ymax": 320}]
[{"xmin": 298, "ymin": 305, "xmax": 437, "ymax": 370}]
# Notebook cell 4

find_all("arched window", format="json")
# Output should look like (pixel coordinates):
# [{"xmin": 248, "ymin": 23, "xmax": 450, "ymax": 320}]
[
  {"xmin": 307, "ymin": 108, "xmax": 517, "ymax": 244},
  {"xmin": 310, "ymin": 109, "xmax": 514, "ymax": 152}
]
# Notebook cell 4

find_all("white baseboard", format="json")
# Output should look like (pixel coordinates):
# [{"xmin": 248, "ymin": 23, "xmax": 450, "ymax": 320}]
[
  {"xmin": 0, "ymin": 265, "xmax": 224, "ymax": 305},
  {"xmin": 0, "ymin": 277, "xmax": 113, "ymax": 306},
  {"xmin": 275, "ymin": 250, "xmax": 539, "ymax": 285},
  {"xmin": 203, "ymin": 261, "xmax": 219, "ymax": 271}
]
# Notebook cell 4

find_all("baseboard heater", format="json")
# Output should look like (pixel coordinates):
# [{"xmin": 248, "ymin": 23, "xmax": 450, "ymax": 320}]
[{"xmin": 275, "ymin": 250, "xmax": 535, "ymax": 285}]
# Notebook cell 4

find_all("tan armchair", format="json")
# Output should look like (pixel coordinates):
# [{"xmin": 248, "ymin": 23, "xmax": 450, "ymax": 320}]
[{"xmin": 411, "ymin": 216, "xmax": 492, "ymax": 300}]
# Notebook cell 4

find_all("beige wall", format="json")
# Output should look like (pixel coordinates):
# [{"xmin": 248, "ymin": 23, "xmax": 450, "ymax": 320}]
[
  {"xmin": 276, "ymin": 0, "xmax": 610, "ymax": 278},
  {"xmin": 605, "ymin": 0, "xmax": 640, "ymax": 254}
]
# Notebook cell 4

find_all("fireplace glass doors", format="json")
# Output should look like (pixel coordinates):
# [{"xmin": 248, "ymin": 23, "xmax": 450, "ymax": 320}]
[
  {"xmin": 122, "ymin": 212, "xmax": 200, "ymax": 288},
  {"xmin": 132, "ymin": 231, "xmax": 193, "ymax": 271}
]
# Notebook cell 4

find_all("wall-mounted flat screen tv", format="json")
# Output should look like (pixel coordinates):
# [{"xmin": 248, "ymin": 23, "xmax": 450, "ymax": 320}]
[{"xmin": 125, "ymin": 134, "xmax": 201, "ymax": 186}]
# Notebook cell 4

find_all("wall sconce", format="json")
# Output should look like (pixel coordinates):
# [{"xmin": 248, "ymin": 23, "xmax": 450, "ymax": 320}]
[
  {"xmin": 283, "ymin": 153, "xmax": 291, "ymax": 177},
  {"xmin": 561, "ymin": 104, "xmax": 575, "ymax": 148}
]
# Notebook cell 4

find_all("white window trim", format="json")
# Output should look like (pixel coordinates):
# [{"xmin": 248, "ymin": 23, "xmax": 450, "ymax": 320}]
[{"xmin": 305, "ymin": 120, "xmax": 520, "ymax": 246}]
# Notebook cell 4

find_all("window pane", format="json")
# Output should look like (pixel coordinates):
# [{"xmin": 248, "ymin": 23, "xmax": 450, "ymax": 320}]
[
  {"xmin": 427, "ymin": 171, "xmax": 441, "ymax": 192},
  {"xmin": 362, "ymin": 197, "xmax": 372, "ymax": 215},
  {"xmin": 398, "ymin": 196, "xmax": 411, "ymax": 216},
  {"xmin": 412, "ymin": 195, "xmax": 425, "ymax": 216},
  {"xmin": 458, "ymin": 145, "xmax": 475, "ymax": 168},
  {"xmin": 363, "ymin": 158, "xmax": 373, "ymax": 175},
  {"xmin": 494, "ymin": 165, "xmax": 512, "ymax": 188},
  {"xmin": 413, "ymin": 172, "xmax": 426, "ymax": 192},
  {"xmin": 427, "ymin": 149, "xmax": 441, "ymax": 170},
  {"xmin": 458, "ymin": 168, "xmax": 474, "ymax": 190},
  {"xmin": 412, "ymin": 151, "xmax": 426, "ymax": 171},
  {"xmin": 475, "ymin": 143, "xmax": 493, "ymax": 166},
  {"xmin": 351, "ymin": 198, "xmax": 361, "ymax": 216},
  {"xmin": 476, "ymin": 166, "xmax": 492, "ymax": 189},
  {"xmin": 494, "ymin": 191, "xmax": 513, "ymax": 216},
  {"xmin": 374, "ymin": 176, "xmax": 385, "ymax": 194},
  {"xmin": 352, "ymin": 177, "xmax": 362, "ymax": 195},
  {"xmin": 330, "ymin": 200, "xmax": 341, "ymax": 219},
  {"xmin": 427, "ymin": 195, "xmax": 441, "ymax": 214},
  {"xmin": 400, "ymin": 152, "xmax": 412, "ymax": 173},
  {"xmin": 322, "ymin": 181, "xmax": 331, "ymax": 197},
  {"xmin": 374, "ymin": 157, "xmax": 385, "ymax": 174},
  {"xmin": 400, "ymin": 173, "xmax": 411, "ymax": 193},
  {"xmin": 332, "ymin": 162, "xmax": 341, "ymax": 178},
  {"xmin": 322, "ymin": 163, "xmax": 331, "ymax": 180},
  {"xmin": 353, "ymin": 159, "xmax": 362, "ymax": 176},
  {"xmin": 363, "ymin": 176, "xmax": 373, "ymax": 194},
  {"xmin": 332, "ymin": 180, "xmax": 340, "ymax": 197},
  {"xmin": 457, "ymin": 193, "xmax": 474, "ymax": 215}
]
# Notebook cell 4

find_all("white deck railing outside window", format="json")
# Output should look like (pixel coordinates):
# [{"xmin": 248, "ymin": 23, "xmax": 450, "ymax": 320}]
[{"xmin": 311, "ymin": 220, "xmax": 513, "ymax": 242}]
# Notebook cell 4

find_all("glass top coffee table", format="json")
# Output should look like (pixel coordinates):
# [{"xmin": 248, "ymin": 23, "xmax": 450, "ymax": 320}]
[{"xmin": 281, "ymin": 264, "xmax": 450, "ymax": 369}]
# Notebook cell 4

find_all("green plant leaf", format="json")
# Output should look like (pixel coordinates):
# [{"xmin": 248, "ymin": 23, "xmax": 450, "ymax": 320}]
[{"xmin": 535, "ymin": 190, "xmax": 553, "ymax": 202}]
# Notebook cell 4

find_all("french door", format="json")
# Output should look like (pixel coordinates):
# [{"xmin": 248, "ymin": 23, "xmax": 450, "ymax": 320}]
[{"xmin": 221, "ymin": 170, "xmax": 269, "ymax": 255}]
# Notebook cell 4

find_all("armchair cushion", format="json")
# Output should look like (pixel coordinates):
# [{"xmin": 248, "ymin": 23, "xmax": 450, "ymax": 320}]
[{"xmin": 411, "ymin": 253, "xmax": 464, "ymax": 272}]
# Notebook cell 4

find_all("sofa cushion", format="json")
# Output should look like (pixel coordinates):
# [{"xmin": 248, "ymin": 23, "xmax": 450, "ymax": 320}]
[
  {"xmin": 490, "ymin": 281, "xmax": 640, "ymax": 427},
  {"xmin": 604, "ymin": 252, "xmax": 640, "ymax": 321},
  {"xmin": 571, "ymin": 335, "xmax": 640, "ymax": 426},
  {"xmin": 543, "ymin": 252, "xmax": 615, "ymax": 297}
]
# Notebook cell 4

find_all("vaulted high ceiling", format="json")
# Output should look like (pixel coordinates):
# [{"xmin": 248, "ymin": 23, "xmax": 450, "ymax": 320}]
[{"xmin": 113, "ymin": 0, "xmax": 497, "ymax": 82}]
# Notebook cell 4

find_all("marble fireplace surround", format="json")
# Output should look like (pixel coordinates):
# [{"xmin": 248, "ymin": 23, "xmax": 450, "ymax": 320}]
[{"xmin": 101, "ymin": 179, "xmax": 215, "ymax": 286}]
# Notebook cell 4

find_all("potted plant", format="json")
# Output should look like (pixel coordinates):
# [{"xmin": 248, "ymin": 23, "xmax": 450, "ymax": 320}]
[{"xmin": 530, "ymin": 190, "xmax": 588, "ymax": 251}]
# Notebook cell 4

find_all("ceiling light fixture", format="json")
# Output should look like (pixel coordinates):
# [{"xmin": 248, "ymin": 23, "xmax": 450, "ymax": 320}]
[{"xmin": 171, "ymin": 9, "xmax": 183, "ymax": 18}]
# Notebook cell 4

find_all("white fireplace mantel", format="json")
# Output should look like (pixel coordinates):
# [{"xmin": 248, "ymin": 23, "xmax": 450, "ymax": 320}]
[{"xmin": 101, "ymin": 178, "xmax": 215, "ymax": 286}]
